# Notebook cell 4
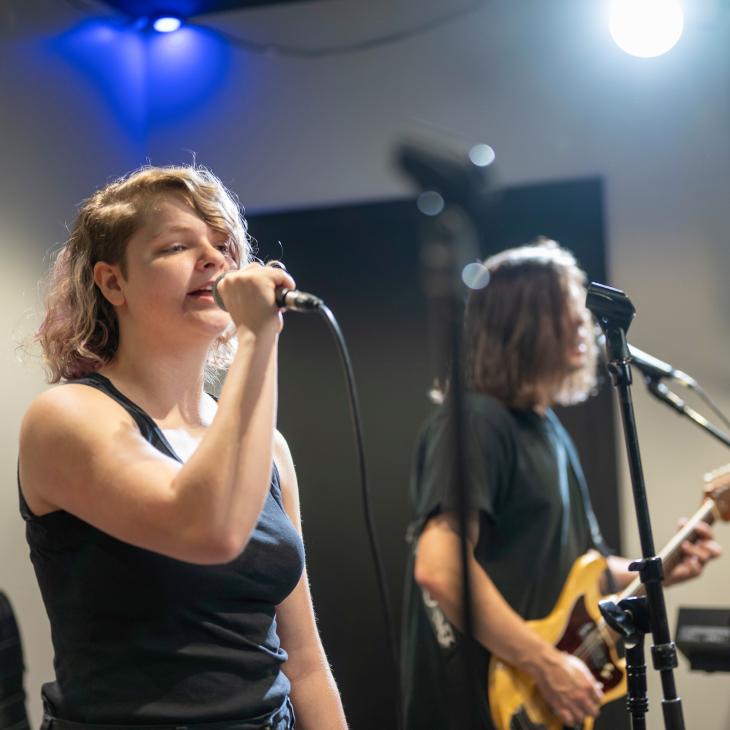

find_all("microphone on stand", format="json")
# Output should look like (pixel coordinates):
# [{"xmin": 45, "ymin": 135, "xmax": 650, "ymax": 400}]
[
  {"xmin": 627, "ymin": 344, "xmax": 697, "ymax": 387},
  {"xmin": 597, "ymin": 335, "xmax": 730, "ymax": 443},
  {"xmin": 211, "ymin": 273, "xmax": 322, "ymax": 313}
]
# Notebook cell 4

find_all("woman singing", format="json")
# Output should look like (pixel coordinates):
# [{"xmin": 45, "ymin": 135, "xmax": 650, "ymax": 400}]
[{"xmin": 19, "ymin": 165, "xmax": 347, "ymax": 730}]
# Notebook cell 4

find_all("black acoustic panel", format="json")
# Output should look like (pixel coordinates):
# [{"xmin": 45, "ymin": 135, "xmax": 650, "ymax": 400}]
[
  {"xmin": 246, "ymin": 177, "xmax": 623, "ymax": 730},
  {"xmin": 98, "ymin": 0, "xmax": 322, "ymax": 19}
]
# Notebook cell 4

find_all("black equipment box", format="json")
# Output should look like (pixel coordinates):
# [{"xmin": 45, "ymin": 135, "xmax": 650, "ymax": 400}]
[{"xmin": 676, "ymin": 607, "xmax": 730, "ymax": 672}]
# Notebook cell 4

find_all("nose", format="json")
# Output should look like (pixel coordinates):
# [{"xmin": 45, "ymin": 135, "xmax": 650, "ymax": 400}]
[{"xmin": 197, "ymin": 242, "xmax": 229, "ymax": 272}]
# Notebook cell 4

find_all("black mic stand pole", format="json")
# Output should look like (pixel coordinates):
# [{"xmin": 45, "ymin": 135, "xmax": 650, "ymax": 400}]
[
  {"xmin": 587, "ymin": 283, "xmax": 685, "ymax": 730},
  {"xmin": 397, "ymin": 141, "xmax": 487, "ymax": 729},
  {"xmin": 423, "ymin": 203, "xmax": 480, "ymax": 730},
  {"xmin": 643, "ymin": 378, "xmax": 730, "ymax": 449}
]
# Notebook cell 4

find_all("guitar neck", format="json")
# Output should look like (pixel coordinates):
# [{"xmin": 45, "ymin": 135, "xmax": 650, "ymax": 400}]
[{"xmin": 618, "ymin": 499, "xmax": 719, "ymax": 601}]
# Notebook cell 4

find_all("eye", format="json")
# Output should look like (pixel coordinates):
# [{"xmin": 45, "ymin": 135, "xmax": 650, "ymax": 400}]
[
  {"xmin": 163, "ymin": 243, "xmax": 186, "ymax": 253},
  {"xmin": 215, "ymin": 242, "xmax": 234, "ymax": 258}
]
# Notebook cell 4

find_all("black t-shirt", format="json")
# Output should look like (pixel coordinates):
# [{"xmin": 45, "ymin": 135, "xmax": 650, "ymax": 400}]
[
  {"xmin": 402, "ymin": 392, "xmax": 607, "ymax": 730},
  {"xmin": 20, "ymin": 373, "xmax": 304, "ymax": 726}
]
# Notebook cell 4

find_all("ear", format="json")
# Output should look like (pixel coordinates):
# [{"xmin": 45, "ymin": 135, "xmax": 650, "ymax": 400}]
[{"xmin": 93, "ymin": 261, "xmax": 126, "ymax": 307}]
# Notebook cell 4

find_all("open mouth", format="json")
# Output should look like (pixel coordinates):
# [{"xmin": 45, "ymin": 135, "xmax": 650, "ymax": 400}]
[{"xmin": 188, "ymin": 287, "xmax": 214, "ymax": 298}]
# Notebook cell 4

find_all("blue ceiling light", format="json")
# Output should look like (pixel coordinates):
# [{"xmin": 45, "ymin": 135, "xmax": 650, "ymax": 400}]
[
  {"xmin": 152, "ymin": 16, "xmax": 183, "ymax": 32},
  {"xmin": 56, "ymin": 0, "xmax": 321, "ymax": 137}
]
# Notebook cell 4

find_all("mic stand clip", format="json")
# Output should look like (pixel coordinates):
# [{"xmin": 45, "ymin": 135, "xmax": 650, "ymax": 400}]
[{"xmin": 600, "ymin": 559, "xmax": 675, "ymax": 730}]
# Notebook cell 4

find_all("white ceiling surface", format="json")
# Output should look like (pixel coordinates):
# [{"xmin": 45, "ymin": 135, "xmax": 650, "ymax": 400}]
[{"xmin": 2, "ymin": 1, "xmax": 730, "ymax": 728}]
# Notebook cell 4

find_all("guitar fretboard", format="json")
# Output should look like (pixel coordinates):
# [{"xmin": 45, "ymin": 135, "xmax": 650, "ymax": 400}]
[{"xmin": 619, "ymin": 498, "xmax": 718, "ymax": 601}]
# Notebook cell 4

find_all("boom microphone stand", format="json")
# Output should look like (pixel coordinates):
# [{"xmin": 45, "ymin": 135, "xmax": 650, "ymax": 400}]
[
  {"xmin": 643, "ymin": 379, "xmax": 730, "ymax": 450},
  {"xmin": 397, "ymin": 139, "xmax": 490, "ymax": 729},
  {"xmin": 586, "ymin": 283, "xmax": 685, "ymax": 730}
]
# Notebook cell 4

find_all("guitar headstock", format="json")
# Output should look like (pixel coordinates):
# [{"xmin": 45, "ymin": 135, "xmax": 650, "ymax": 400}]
[{"xmin": 704, "ymin": 464, "xmax": 730, "ymax": 521}]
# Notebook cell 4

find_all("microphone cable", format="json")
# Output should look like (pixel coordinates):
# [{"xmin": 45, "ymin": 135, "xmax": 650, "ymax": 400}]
[
  {"xmin": 600, "ymin": 333, "xmax": 730, "ymax": 433},
  {"xmin": 212, "ymin": 269, "xmax": 403, "ymax": 728},
  {"xmin": 682, "ymin": 380, "xmax": 730, "ymax": 433},
  {"xmin": 290, "ymin": 297, "xmax": 404, "ymax": 730}
]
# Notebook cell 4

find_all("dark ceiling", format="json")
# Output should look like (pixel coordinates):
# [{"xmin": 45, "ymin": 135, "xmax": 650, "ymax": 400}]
[{"xmin": 97, "ymin": 0, "xmax": 323, "ymax": 18}]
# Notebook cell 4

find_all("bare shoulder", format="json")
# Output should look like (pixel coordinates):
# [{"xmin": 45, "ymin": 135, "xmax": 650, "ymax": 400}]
[
  {"xmin": 20, "ymin": 383, "xmax": 136, "ymax": 455},
  {"xmin": 25, "ymin": 381, "xmax": 128, "ymax": 418},
  {"xmin": 19, "ymin": 383, "xmax": 159, "ymax": 514}
]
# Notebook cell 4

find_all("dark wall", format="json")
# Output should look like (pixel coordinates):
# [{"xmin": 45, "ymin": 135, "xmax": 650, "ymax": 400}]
[{"xmin": 248, "ymin": 177, "xmax": 621, "ymax": 730}]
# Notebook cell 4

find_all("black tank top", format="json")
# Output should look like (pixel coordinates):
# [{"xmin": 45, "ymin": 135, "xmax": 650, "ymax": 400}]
[{"xmin": 19, "ymin": 373, "xmax": 305, "ymax": 725}]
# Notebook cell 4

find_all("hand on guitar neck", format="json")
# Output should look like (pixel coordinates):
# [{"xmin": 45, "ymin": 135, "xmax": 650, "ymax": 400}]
[
  {"xmin": 663, "ymin": 517, "xmax": 721, "ymax": 585},
  {"xmin": 605, "ymin": 510, "xmax": 722, "ymax": 594}
]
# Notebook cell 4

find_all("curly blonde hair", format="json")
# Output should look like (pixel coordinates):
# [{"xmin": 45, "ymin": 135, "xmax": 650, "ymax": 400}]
[
  {"xmin": 36, "ymin": 165, "xmax": 250, "ymax": 383},
  {"xmin": 463, "ymin": 239, "xmax": 598, "ymax": 409}
]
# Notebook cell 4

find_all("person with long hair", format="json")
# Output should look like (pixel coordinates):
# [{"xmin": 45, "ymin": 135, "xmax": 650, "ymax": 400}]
[
  {"xmin": 18, "ymin": 165, "xmax": 347, "ymax": 730},
  {"xmin": 402, "ymin": 240, "xmax": 720, "ymax": 730}
]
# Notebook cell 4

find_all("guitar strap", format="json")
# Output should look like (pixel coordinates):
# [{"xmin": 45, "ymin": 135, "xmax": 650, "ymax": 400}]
[{"xmin": 546, "ymin": 411, "xmax": 618, "ymax": 594}]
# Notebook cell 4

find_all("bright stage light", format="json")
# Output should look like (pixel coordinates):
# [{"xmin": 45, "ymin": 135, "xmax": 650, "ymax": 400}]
[
  {"xmin": 152, "ymin": 16, "xmax": 183, "ymax": 33},
  {"xmin": 609, "ymin": 0, "xmax": 684, "ymax": 58}
]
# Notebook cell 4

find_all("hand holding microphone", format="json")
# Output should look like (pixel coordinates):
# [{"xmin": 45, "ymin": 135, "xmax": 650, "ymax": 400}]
[
  {"xmin": 212, "ymin": 262, "xmax": 296, "ymax": 335},
  {"xmin": 213, "ymin": 261, "xmax": 322, "ymax": 333},
  {"xmin": 261, "ymin": 260, "xmax": 323, "ymax": 311}
]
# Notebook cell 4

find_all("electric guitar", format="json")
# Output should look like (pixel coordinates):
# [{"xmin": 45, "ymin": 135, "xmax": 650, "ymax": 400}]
[{"xmin": 488, "ymin": 465, "xmax": 730, "ymax": 730}]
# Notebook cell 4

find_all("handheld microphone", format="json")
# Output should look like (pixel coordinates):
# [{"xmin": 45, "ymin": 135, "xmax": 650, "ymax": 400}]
[
  {"xmin": 211, "ymin": 273, "xmax": 322, "ymax": 313},
  {"xmin": 274, "ymin": 288, "xmax": 323, "ymax": 312},
  {"xmin": 627, "ymin": 344, "xmax": 697, "ymax": 387}
]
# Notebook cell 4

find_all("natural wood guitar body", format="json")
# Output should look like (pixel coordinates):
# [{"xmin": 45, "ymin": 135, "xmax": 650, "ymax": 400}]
[{"xmin": 488, "ymin": 551, "xmax": 625, "ymax": 730}]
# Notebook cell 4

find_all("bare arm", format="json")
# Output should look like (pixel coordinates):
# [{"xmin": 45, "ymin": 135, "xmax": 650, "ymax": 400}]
[
  {"xmin": 415, "ymin": 512, "xmax": 603, "ymax": 728},
  {"xmin": 273, "ymin": 432, "xmax": 348, "ymax": 730},
  {"xmin": 19, "ymin": 264, "xmax": 296, "ymax": 564}
]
